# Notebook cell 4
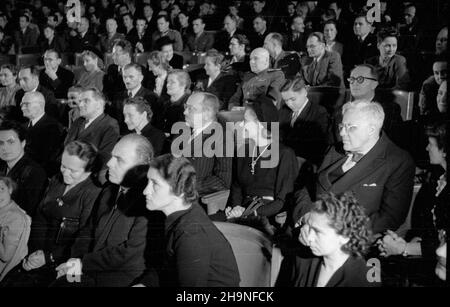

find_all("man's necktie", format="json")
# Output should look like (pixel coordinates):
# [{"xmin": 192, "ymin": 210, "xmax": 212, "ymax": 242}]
[
  {"xmin": 351, "ymin": 152, "xmax": 364, "ymax": 163},
  {"xmin": 291, "ymin": 110, "xmax": 299, "ymax": 127},
  {"xmin": 128, "ymin": 91, "xmax": 133, "ymax": 98}
]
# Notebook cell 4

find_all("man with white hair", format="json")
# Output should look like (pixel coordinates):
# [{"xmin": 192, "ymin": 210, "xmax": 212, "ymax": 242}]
[
  {"xmin": 21, "ymin": 91, "xmax": 64, "ymax": 177},
  {"xmin": 294, "ymin": 100, "xmax": 415, "ymax": 236},
  {"xmin": 228, "ymin": 47, "xmax": 285, "ymax": 109}
]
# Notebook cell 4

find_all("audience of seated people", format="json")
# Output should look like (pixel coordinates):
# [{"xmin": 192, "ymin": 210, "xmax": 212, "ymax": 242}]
[{"xmin": 0, "ymin": 0, "xmax": 447, "ymax": 288}]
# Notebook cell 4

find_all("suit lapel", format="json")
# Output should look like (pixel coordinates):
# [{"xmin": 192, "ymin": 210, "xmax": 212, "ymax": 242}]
[
  {"xmin": 79, "ymin": 114, "xmax": 105, "ymax": 138},
  {"xmin": 331, "ymin": 135, "xmax": 388, "ymax": 194}
]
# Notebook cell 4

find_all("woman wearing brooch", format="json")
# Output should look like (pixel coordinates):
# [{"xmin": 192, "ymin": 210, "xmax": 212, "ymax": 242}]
[
  {"xmin": 224, "ymin": 95, "xmax": 298, "ymax": 230},
  {"xmin": 1, "ymin": 141, "xmax": 102, "ymax": 287}
]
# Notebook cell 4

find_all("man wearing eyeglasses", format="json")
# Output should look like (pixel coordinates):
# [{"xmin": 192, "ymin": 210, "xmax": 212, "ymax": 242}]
[
  {"xmin": 300, "ymin": 32, "xmax": 344, "ymax": 87},
  {"xmin": 39, "ymin": 49, "xmax": 74, "ymax": 100},
  {"xmin": 294, "ymin": 100, "xmax": 415, "ymax": 238},
  {"xmin": 348, "ymin": 64, "xmax": 403, "ymax": 137}
]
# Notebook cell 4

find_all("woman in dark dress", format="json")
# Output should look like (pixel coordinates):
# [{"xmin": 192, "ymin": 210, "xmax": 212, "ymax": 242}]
[
  {"xmin": 2, "ymin": 141, "xmax": 102, "ymax": 286},
  {"xmin": 123, "ymin": 97, "xmax": 166, "ymax": 156},
  {"xmin": 159, "ymin": 69, "xmax": 191, "ymax": 135},
  {"xmin": 379, "ymin": 121, "xmax": 449, "ymax": 286},
  {"xmin": 224, "ymin": 95, "xmax": 298, "ymax": 228},
  {"xmin": 141, "ymin": 154, "xmax": 240, "ymax": 287},
  {"xmin": 277, "ymin": 192, "xmax": 377, "ymax": 287}
]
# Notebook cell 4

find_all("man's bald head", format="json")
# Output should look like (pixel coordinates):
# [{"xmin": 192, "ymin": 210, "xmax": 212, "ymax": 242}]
[
  {"xmin": 21, "ymin": 91, "xmax": 46, "ymax": 120},
  {"xmin": 250, "ymin": 47, "xmax": 270, "ymax": 73}
]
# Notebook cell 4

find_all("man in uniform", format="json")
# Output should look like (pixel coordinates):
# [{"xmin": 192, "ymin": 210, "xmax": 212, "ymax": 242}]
[
  {"xmin": 228, "ymin": 48, "xmax": 285, "ymax": 109},
  {"xmin": 264, "ymin": 32, "xmax": 301, "ymax": 80}
]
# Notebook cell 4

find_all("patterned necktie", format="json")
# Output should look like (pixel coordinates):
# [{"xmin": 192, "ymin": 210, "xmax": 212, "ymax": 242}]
[{"xmin": 351, "ymin": 152, "xmax": 364, "ymax": 163}]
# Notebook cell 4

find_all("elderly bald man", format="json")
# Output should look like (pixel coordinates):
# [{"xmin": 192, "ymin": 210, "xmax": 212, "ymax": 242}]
[
  {"xmin": 228, "ymin": 47, "xmax": 285, "ymax": 109},
  {"xmin": 21, "ymin": 91, "xmax": 64, "ymax": 177}
]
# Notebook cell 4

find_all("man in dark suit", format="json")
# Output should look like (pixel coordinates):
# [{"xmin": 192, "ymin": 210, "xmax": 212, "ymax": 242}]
[
  {"xmin": 14, "ymin": 14, "xmax": 39, "ymax": 53},
  {"xmin": 15, "ymin": 66, "xmax": 59, "ymax": 123},
  {"xmin": 343, "ymin": 13, "xmax": 378, "ymax": 77},
  {"xmin": 39, "ymin": 50, "xmax": 75, "ymax": 99},
  {"xmin": 214, "ymin": 14, "xmax": 245, "ymax": 53},
  {"xmin": 64, "ymin": 88, "xmax": 120, "ymax": 168},
  {"xmin": 185, "ymin": 16, "xmax": 214, "ymax": 52},
  {"xmin": 279, "ymin": 78, "xmax": 329, "ymax": 166},
  {"xmin": 112, "ymin": 63, "xmax": 159, "ymax": 134},
  {"xmin": 127, "ymin": 17, "xmax": 152, "ymax": 53},
  {"xmin": 68, "ymin": 16, "xmax": 98, "ymax": 53},
  {"xmin": 287, "ymin": 16, "xmax": 307, "ymax": 54},
  {"xmin": 54, "ymin": 134, "xmax": 158, "ymax": 287},
  {"xmin": 20, "ymin": 92, "xmax": 64, "ymax": 177},
  {"xmin": 249, "ymin": 15, "xmax": 270, "ymax": 49},
  {"xmin": 264, "ymin": 32, "xmax": 302, "ymax": 80},
  {"xmin": 175, "ymin": 92, "xmax": 232, "ymax": 198},
  {"xmin": 301, "ymin": 32, "xmax": 344, "ymax": 87},
  {"xmin": 0, "ymin": 121, "xmax": 47, "ymax": 217},
  {"xmin": 294, "ymin": 100, "xmax": 415, "ymax": 236},
  {"xmin": 103, "ymin": 39, "xmax": 134, "ymax": 102}
]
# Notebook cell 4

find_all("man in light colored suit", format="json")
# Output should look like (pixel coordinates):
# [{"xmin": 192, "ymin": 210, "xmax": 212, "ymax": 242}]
[{"xmin": 301, "ymin": 32, "xmax": 344, "ymax": 87}]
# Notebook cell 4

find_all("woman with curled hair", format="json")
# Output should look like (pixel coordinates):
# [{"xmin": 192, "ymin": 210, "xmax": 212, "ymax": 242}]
[
  {"xmin": 3, "ymin": 141, "xmax": 102, "ymax": 287},
  {"xmin": 140, "ymin": 154, "xmax": 240, "ymax": 287},
  {"xmin": 195, "ymin": 49, "xmax": 239, "ymax": 110},
  {"xmin": 277, "ymin": 191, "xmax": 377, "ymax": 287}
]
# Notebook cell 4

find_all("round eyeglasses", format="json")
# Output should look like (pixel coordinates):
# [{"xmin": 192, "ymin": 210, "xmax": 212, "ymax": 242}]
[{"xmin": 347, "ymin": 76, "xmax": 378, "ymax": 84}]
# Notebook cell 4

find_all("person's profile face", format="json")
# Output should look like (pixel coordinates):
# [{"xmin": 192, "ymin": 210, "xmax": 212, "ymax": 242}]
[
  {"xmin": 436, "ymin": 81, "xmax": 447, "ymax": 113},
  {"xmin": 82, "ymin": 54, "xmax": 98, "ymax": 72},
  {"xmin": 304, "ymin": 212, "xmax": 349, "ymax": 257},
  {"xmin": 204, "ymin": 57, "xmax": 220, "ymax": 77},
  {"xmin": 0, "ymin": 130, "xmax": 25, "ymax": 164},
  {"xmin": 143, "ymin": 167, "xmax": 174, "ymax": 212},
  {"xmin": 249, "ymin": 51, "xmax": 268, "ymax": 74},
  {"xmin": 107, "ymin": 140, "xmax": 139, "ymax": 185},
  {"xmin": 426, "ymin": 137, "xmax": 445, "ymax": 166},
  {"xmin": 292, "ymin": 17, "xmax": 305, "ymax": 33},
  {"xmin": 433, "ymin": 62, "xmax": 447, "ymax": 85},
  {"xmin": 0, "ymin": 68, "xmax": 16, "ymax": 87},
  {"xmin": 0, "ymin": 180, "xmax": 12, "ymax": 208},
  {"xmin": 183, "ymin": 94, "xmax": 204, "ymax": 129},
  {"xmin": 263, "ymin": 38, "xmax": 276, "ymax": 58},
  {"xmin": 18, "ymin": 69, "xmax": 38, "ymax": 92},
  {"xmin": 436, "ymin": 28, "xmax": 448, "ymax": 55}
]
